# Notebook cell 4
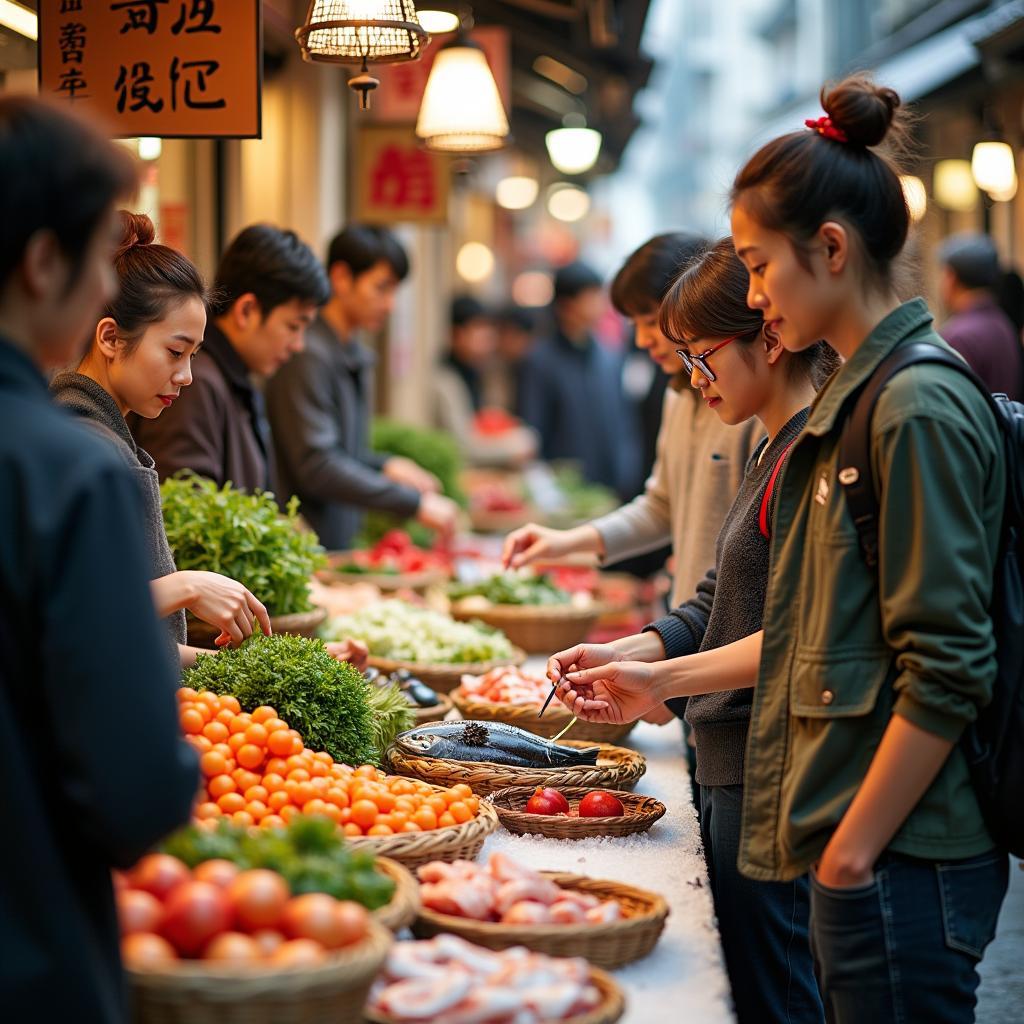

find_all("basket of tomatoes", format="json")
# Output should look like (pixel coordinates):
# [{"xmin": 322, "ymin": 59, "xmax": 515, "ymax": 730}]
[{"xmin": 317, "ymin": 531, "xmax": 451, "ymax": 593}]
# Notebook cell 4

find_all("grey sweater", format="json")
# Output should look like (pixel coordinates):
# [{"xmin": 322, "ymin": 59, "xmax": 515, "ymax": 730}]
[
  {"xmin": 645, "ymin": 408, "xmax": 809, "ymax": 787},
  {"xmin": 51, "ymin": 371, "xmax": 186, "ymax": 661}
]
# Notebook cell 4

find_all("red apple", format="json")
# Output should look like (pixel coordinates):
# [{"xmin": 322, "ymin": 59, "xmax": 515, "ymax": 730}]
[
  {"xmin": 578, "ymin": 791, "xmax": 625, "ymax": 818},
  {"xmin": 525, "ymin": 787, "xmax": 570, "ymax": 815}
]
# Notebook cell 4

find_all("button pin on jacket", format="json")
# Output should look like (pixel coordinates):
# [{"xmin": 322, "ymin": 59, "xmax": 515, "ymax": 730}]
[{"xmin": 821, "ymin": 689, "xmax": 835, "ymax": 705}]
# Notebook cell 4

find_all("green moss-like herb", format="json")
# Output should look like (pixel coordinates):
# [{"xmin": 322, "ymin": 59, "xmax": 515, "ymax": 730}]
[
  {"xmin": 184, "ymin": 634, "xmax": 378, "ymax": 766},
  {"xmin": 160, "ymin": 473, "xmax": 325, "ymax": 615}
]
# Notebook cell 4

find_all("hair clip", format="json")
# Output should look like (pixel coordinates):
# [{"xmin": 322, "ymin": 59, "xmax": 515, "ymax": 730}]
[{"xmin": 804, "ymin": 116, "xmax": 848, "ymax": 143}]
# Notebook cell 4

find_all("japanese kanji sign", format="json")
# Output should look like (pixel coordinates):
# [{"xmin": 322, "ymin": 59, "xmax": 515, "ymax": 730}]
[
  {"xmin": 38, "ymin": 1, "xmax": 261, "ymax": 138},
  {"xmin": 354, "ymin": 125, "xmax": 450, "ymax": 225}
]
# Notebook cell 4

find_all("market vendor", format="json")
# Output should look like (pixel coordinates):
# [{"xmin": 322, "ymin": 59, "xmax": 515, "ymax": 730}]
[
  {"xmin": 132, "ymin": 223, "xmax": 330, "ymax": 493},
  {"xmin": 267, "ymin": 224, "xmax": 459, "ymax": 550},
  {"xmin": 0, "ymin": 96, "xmax": 198, "ymax": 1023},
  {"xmin": 431, "ymin": 294, "xmax": 538, "ymax": 469}
]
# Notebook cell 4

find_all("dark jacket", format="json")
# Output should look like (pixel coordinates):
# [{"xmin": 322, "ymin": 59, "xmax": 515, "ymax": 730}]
[
  {"xmin": 742, "ymin": 300, "xmax": 1004, "ymax": 882},
  {"xmin": 0, "ymin": 340, "xmax": 198, "ymax": 1022},
  {"xmin": 518, "ymin": 329, "xmax": 637, "ymax": 496},
  {"xmin": 940, "ymin": 296, "xmax": 1024, "ymax": 401},
  {"xmin": 645, "ymin": 410, "xmax": 809, "ymax": 787},
  {"xmin": 51, "ymin": 370, "xmax": 186, "ymax": 661},
  {"xmin": 265, "ymin": 315, "xmax": 420, "ymax": 550},
  {"xmin": 131, "ymin": 322, "xmax": 272, "ymax": 493}
]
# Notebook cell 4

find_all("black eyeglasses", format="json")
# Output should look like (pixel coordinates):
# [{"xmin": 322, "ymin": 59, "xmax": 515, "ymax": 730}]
[{"xmin": 676, "ymin": 326, "xmax": 762, "ymax": 383}]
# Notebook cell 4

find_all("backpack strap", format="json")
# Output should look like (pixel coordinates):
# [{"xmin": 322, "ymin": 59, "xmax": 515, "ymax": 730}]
[
  {"xmin": 838, "ymin": 342, "xmax": 1002, "ymax": 569},
  {"xmin": 759, "ymin": 440, "xmax": 796, "ymax": 540}
]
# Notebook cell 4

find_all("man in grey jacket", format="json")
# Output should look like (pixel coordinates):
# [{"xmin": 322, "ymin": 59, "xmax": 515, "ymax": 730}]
[{"xmin": 267, "ymin": 225, "xmax": 458, "ymax": 550}]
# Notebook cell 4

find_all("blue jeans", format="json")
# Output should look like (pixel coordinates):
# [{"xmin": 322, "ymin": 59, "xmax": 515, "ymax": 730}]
[
  {"xmin": 810, "ymin": 850, "xmax": 1009, "ymax": 1024},
  {"xmin": 700, "ymin": 784, "xmax": 824, "ymax": 1024}
]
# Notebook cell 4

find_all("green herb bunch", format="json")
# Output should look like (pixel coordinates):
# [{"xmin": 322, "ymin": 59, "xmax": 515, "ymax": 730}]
[
  {"xmin": 161, "ymin": 816, "xmax": 395, "ymax": 908},
  {"xmin": 160, "ymin": 472, "xmax": 325, "ymax": 615},
  {"xmin": 449, "ymin": 571, "xmax": 570, "ymax": 607},
  {"xmin": 184, "ymin": 634, "xmax": 378, "ymax": 766}
]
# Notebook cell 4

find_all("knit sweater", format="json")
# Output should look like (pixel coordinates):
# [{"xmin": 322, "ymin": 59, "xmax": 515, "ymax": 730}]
[
  {"xmin": 51, "ymin": 371, "xmax": 186, "ymax": 661},
  {"xmin": 590, "ymin": 381, "xmax": 762, "ymax": 605},
  {"xmin": 645, "ymin": 408, "xmax": 809, "ymax": 787}
]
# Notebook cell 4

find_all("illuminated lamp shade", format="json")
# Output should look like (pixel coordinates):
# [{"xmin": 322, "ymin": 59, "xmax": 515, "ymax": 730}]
[
  {"xmin": 496, "ymin": 176, "xmax": 539, "ymax": 210},
  {"xmin": 933, "ymin": 160, "xmax": 977, "ymax": 213},
  {"xmin": 416, "ymin": 37, "xmax": 509, "ymax": 152},
  {"xmin": 417, "ymin": 9, "xmax": 460, "ymax": 33},
  {"xmin": 972, "ymin": 141, "xmax": 1016, "ymax": 196},
  {"xmin": 989, "ymin": 172, "xmax": 1018, "ymax": 203},
  {"xmin": 545, "ymin": 127, "xmax": 602, "ymax": 175},
  {"xmin": 512, "ymin": 271, "xmax": 554, "ymax": 307},
  {"xmin": 294, "ymin": 1, "xmax": 427, "ymax": 109},
  {"xmin": 456, "ymin": 242, "xmax": 495, "ymax": 283},
  {"xmin": 0, "ymin": 0, "xmax": 37, "ymax": 40},
  {"xmin": 137, "ymin": 137, "xmax": 163, "ymax": 161},
  {"xmin": 900, "ymin": 175, "xmax": 927, "ymax": 223},
  {"xmin": 547, "ymin": 184, "xmax": 590, "ymax": 223}
]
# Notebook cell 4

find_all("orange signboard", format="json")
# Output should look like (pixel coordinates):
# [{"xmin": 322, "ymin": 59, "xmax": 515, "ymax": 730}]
[
  {"xmin": 354, "ymin": 125, "xmax": 450, "ymax": 225},
  {"xmin": 38, "ymin": 1, "xmax": 261, "ymax": 138}
]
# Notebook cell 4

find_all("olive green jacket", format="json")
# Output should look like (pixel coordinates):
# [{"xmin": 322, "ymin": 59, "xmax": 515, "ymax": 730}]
[{"xmin": 740, "ymin": 299, "xmax": 1005, "ymax": 882}]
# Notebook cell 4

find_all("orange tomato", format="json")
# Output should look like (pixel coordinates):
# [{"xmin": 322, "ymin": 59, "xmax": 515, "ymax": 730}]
[
  {"xmin": 325, "ymin": 787, "xmax": 349, "ymax": 810},
  {"xmin": 261, "ymin": 772, "xmax": 286, "ymax": 792},
  {"xmin": 285, "ymin": 754, "xmax": 310, "ymax": 773},
  {"xmin": 354, "ymin": 764, "xmax": 379, "ymax": 780},
  {"xmin": 390, "ymin": 811, "xmax": 409, "ymax": 829},
  {"xmin": 367, "ymin": 823, "xmax": 393, "ymax": 836},
  {"xmin": 199, "ymin": 751, "xmax": 228, "ymax": 778},
  {"xmin": 350, "ymin": 799, "xmax": 379, "ymax": 830},
  {"xmin": 228, "ymin": 713, "xmax": 252, "ymax": 735},
  {"xmin": 314, "ymin": 751, "xmax": 333, "ymax": 765},
  {"xmin": 214, "ymin": 708, "xmax": 235, "ymax": 726},
  {"xmin": 195, "ymin": 801, "xmax": 221, "ymax": 820},
  {"xmin": 244, "ymin": 784, "xmax": 269, "ymax": 804},
  {"xmin": 244, "ymin": 723, "xmax": 268, "ymax": 747},
  {"xmin": 263, "ymin": 717, "xmax": 287, "ymax": 734},
  {"xmin": 246, "ymin": 800, "xmax": 268, "ymax": 820},
  {"xmin": 412, "ymin": 808, "xmax": 437, "ymax": 831},
  {"xmin": 321, "ymin": 805, "xmax": 342, "ymax": 823},
  {"xmin": 198, "ymin": 691, "xmax": 220, "ymax": 710},
  {"xmin": 208, "ymin": 774, "xmax": 237, "ymax": 799},
  {"xmin": 401, "ymin": 821, "xmax": 422, "ymax": 833},
  {"xmin": 250, "ymin": 706, "xmax": 277, "ymax": 724},
  {"xmin": 189, "ymin": 735, "xmax": 213, "ymax": 753},
  {"xmin": 426, "ymin": 795, "xmax": 447, "ymax": 816},
  {"xmin": 261, "ymin": 814, "xmax": 285, "ymax": 829},
  {"xmin": 267, "ymin": 730, "xmax": 293, "ymax": 757},
  {"xmin": 303, "ymin": 798, "xmax": 328, "ymax": 818},
  {"xmin": 290, "ymin": 781, "xmax": 315, "ymax": 807},
  {"xmin": 268, "ymin": 791, "xmax": 290, "ymax": 813},
  {"xmin": 217, "ymin": 792, "xmax": 246, "ymax": 814},
  {"xmin": 375, "ymin": 814, "xmax": 397, "ymax": 831},
  {"xmin": 342, "ymin": 822, "xmax": 362, "ymax": 837},
  {"xmin": 203, "ymin": 721, "xmax": 229, "ymax": 744},
  {"xmin": 230, "ymin": 810, "xmax": 255, "ymax": 828},
  {"xmin": 180, "ymin": 708, "xmax": 204, "ymax": 735},
  {"xmin": 448, "ymin": 801, "xmax": 472, "ymax": 824},
  {"xmin": 309, "ymin": 760, "xmax": 328, "ymax": 778},
  {"xmin": 178, "ymin": 687, "xmax": 198, "ymax": 701},
  {"xmin": 232, "ymin": 769, "xmax": 261, "ymax": 792},
  {"xmin": 465, "ymin": 797, "xmax": 479, "ymax": 813},
  {"xmin": 437, "ymin": 812, "xmax": 456, "ymax": 828},
  {"xmin": 279, "ymin": 805, "xmax": 299, "ymax": 823},
  {"xmin": 211, "ymin": 742, "xmax": 233, "ymax": 760},
  {"xmin": 265, "ymin": 757, "xmax": 289, "ymax": 777},
  {"xmin": 218, "ymin": 694, "xmax": 241, "ymax": 714},
  {"xmin": 287, "ymin": 768, "xmax": 310, "ymax": 783},
  {"xmin": 237, "ymin": 744, "xmax": 264, "ymax": 770},
  {"xmin": 227, "ymin": 733, "xmax": 247, "ymax": 754}
]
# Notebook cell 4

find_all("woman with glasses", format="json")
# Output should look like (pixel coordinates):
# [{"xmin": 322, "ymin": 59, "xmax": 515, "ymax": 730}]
[{"xmin": 548, "ymin": 237, "xmax": 839, "ymax": 1024}]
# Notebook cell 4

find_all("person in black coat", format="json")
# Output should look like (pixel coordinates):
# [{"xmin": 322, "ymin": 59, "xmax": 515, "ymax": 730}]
[{"xmin": 0, "ymin": 98, "xmax": 198, "ymax": 1023}]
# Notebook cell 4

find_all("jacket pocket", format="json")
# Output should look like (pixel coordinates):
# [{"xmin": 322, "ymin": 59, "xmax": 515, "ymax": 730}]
[{"xmin": 791, "ymin": 648, "xmax": 893, "ymax": 718}]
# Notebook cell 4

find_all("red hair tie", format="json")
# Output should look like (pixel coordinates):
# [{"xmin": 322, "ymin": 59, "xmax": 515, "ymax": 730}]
[{"xmin": 804, "ymin": 116, "xmax": 848, "ymax": 143}]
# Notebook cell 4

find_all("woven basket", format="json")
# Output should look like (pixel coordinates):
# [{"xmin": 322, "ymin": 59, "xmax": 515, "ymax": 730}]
[
  {"xmin": 383, "ymin": 740, "xmax": 646, "ymax": 797},
  {"xmin": 449, "ymin": 601, "xmax": 600, "ymax": 655},
  {"xmin": 347, "ymin": 800, "xmax": 499, "ymax": 870},
  {"xmin": 372, "ymin": 857, "xmax": 420, "ymax": 932},
  {"xmin": 186, "ymin": 607, "xmax": 327, "ymax": 650},
  {"xmin": 366, "ymin": 649, "xmax": 526, "ymax": 695},
  {"xmin": 468, "ymin": 505, "xmax": 534, "ymax": 535},
  {"xmin": 365, "ymin": 964, "xmax": 625, "ymax": 1024},
  {"xmin": 487, "ymin": 786, "xmax": 666, "ymax": 840},
  {"xmin": 127, "ymin": 918, "xmax": 392, "ymax": 1024},
  {"xmin": 449, "ymin": 689, "xmax": 635, "ymax": 745},
  {"xmin": 410, "ymin": 691, "xmax": 454, "ymax": 724},
  {"xmin": 413, "ymin": 872, "xmax": 668, "ymax": 970},
  {"xmin": 317, "ymin": 554, "xmax": 448, "ymax": 594}
]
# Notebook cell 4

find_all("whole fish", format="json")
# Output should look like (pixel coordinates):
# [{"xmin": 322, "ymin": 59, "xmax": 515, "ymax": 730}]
[{"xmin": 394, "ymin": 720, "xmax": 599, "ymax": 768}]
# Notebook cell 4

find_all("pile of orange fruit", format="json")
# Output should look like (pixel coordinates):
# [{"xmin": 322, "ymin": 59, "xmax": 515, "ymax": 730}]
[{"xmin": 177, "ymin": 687, "xmax": 480, "ymax": 837}]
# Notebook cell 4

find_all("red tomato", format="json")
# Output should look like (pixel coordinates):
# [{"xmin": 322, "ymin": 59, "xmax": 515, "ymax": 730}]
[
  {"xmin": 269, "ymin": 938, "xmax": 327, "ymax": 969},
  {"xmin": 332, "ymin": 901, "xmax": 369, "ymax": 947},
  {"xmin": 193, "ymin": 859, "xmax": 240, "ymax": 890},
  {"xmin": 121, "ymin": 932, "xmax": 178, "ymax": 969},
  {"xmin": 203, "ymin": 931, "xmax": 262, "ymax": 964},
  {"xmin": 281, "ymin": 893, "xmax": 351, "ymax": 949},
  {"xmin": 117, "ymin": 889, "xmax": 163, "ymax": 935},
  {"xmin": 251, "ymin": 929, "xmax": 286, "ymax": 957},
  {"xmin": 128, "ymin": 854, "xmax": 190, "ymax": 901},
  {"xmin": 577, "ymin": 791, "xmax": 625, "ymax": 818},
  {"xmin": 525, "ymin": 787, "xmax": 570, "ymax": 816},
  {"xmin": 159, "ymin": 881, "xmax": 233, "ymax": 957},
  {"xmin": 228, "ymin": 869, "xmax": 290, "ymax": 932}
]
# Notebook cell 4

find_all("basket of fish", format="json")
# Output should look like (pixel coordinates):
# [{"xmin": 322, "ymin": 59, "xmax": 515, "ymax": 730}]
[
  {"xmin": 382, "ymin": 722, "xmax": 646, "ymax": 797},
  {"xmin": 365, "ymin": 934, "xmax": 625, "ymax": 1024},
  {"xmin": 411, "ymin": 854, "xmax": 669, "ymax": 970}
]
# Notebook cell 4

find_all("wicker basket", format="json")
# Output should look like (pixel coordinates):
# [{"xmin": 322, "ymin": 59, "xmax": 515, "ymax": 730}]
[
  {"xmin": 347, "ymin": 800, "xmax": 499, "ymax": 870},
  {"xmin": 449, "ymin": 689, "xmax": 635, "ymax": 745},
  {"xmin": 413, "ymin": 872, "xmax": 668, "ymax": 970},
  {"xmin": 468, "ymin": 505, "xmax": 535, "ymax": 535},
  {"xmin": 127, "ymin": 918, "xmax": 392, "ymax": 1024},
  {"xmin": 410, "ymin": 691, "xmax": 454, "ymax": 724},
  {"xmin": 186, "ymin": 607, "xmax": 327, "ymax": 650},
  {"xmin": 366, "ymin": 649, "xmax": 526, "ymax": 695},
  {"xmin": 317, "ymin": 553, "xmax": 448, "ymax": 594},
  {"xmin": 487, "ymin": 786, "xmax": 666, "ymax": 840},
  {"xmin": 372, "ymin": 857, "xmax": 420, "ymax": 932},
  {"xmin": 365, "ymin": 964, "xmax": 625, "ymax": 1024},
  {"xmin": 449, "ymin": 601, "xmax": 600, "ymax": 655},
  {"xmin": 383, "ymin": 740, "xmax": 646, "ymax": 797}
]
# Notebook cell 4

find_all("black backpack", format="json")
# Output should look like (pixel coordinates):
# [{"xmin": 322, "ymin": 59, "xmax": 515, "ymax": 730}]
[{"xmin": 838, "ymin": 342, "xmax": 1024, "ymax": 856}]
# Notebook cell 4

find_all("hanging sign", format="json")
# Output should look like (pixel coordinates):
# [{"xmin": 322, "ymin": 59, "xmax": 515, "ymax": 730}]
[
  {"xmin": 38, "ymin": 1, "xmax": 262, "ymax": 138},
  {"xmin": 354, "ymin": 125, "xmax": 450, "ymax": 224}
]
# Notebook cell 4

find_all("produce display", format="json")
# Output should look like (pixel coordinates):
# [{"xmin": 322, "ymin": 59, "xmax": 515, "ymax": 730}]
[
  {"xmin": 544, "ymin": 466, "xmax": 618, "ymax": 529},
  {"xmin": 526, "ymin": 788, "xmax": 626, "ymax": 818},
  {"xmin": 177, "ymin": 687, "xmax": 481, "ymax": 836},
  {"xmin": 161, "ymin": 816, "xmax": 395, "ymax": 908},
  {"xmin": 367, "ymin": 935, "xmax": 605, "ymax": 1023},
  {"xmin": 116, "ymin": 851, "xmax": 371, "ymax": 968},
  {"xmin": 327, "ymin": 530, "xmax": 451, "ymax": 578},
  {"xmin": 160, "ymin": 473, "xmax": 325, "ymax": 615},
  {"xmin": 417, "ymin": 854, "xmax": 622, "ymax": 926},
  {"xmin": 183, "ymin": 634, "xmax": 412, "ymax": 766},
  {"xmin": 458, "ymin": 666, "xmax": 553, "ymax": 707},
  {"xmin": 324, "ymin": 599, "xmax": 515, "ymax": 665},
  {"xmin": 449, "ymin": 570, "xmax": 572, "ymax": 607},
  {"xmin": 394, "ymin": 721, "xmax": 599, "ymax": 769}
]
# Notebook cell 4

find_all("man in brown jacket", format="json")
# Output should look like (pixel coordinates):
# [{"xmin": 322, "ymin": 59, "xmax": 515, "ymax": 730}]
[{"xmin": 134, "ymin": 224, "xmax": 330, "ymax": 492}]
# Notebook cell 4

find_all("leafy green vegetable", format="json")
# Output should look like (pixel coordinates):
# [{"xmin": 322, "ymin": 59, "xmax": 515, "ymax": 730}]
[
  {"xmin": 161, "ymin": 817, "xmax": 395, "ymax": 909},
  {"xmin": 544, "ymin": 464, "xmax": 618, "ymax": 529},
  {"xmin": 161, "ymin": 472, "xmax": 326, "ymax": 615},
  {"xmin": 184, "ymin": 634, "xmax": 378, "ymax": 765},
  {"xmin": 449, "ymin": 570, "xmax": 570, "ymax": 607},
  {"xmin": 364, "ymin": 679, "xmax": 415, "ymax": 756}
]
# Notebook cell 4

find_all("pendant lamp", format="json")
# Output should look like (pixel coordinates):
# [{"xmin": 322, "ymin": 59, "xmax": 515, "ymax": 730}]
[
  {"xmin": 415, "ymin": 34, "xmax": 509, "ymax": 152},
  {"xmin": 295, "ymin": 1, "xmax": 428, "ymax": 109}
]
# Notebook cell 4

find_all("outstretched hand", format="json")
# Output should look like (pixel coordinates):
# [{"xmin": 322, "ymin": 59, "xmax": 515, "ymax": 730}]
[{"xmin": 553, "ymin": 661, "xmax": 661, "ymax": 725}]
